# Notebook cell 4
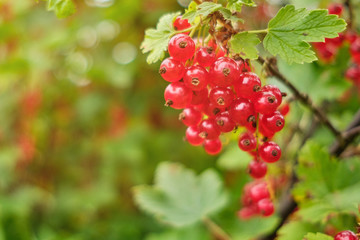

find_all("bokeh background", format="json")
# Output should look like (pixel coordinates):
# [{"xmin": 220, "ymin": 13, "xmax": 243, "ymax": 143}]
[{"xmin": 0, "ymin": 0, "xmax": 359, "ymax": 239}]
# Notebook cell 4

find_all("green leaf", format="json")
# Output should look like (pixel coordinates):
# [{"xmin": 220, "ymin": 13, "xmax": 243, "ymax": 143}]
[
  {"xmin": 133, "ymin": 162, "xmax": 228, "ymax": 227},
  {"xmin": 140, "ymin": 12, "xmax": 180, "ymax": 64},
  {"xmin": 183, "ymin": 2, "xmax": 222, "ymax": 23},
  {"xmin": 277, "ymin": 221, "xmax": 318, "ymax": 240},
  {"xmin": 303, "ymin": 232, "xmax": 333, "ymax": 240},
  {"xmin": 218, "ymin": 8, "xmax": 244, "ymax": 23},
  {"xmin": 227, "ymin": 0, "xmax": 257, "ymax": 12},
  {"xmin": 217, "ymin": 143, "xmax": 252, "ymax": 171},
  {"xmin": 293, "ymin": 141, "xmax": 360, "ymax": 223},
  {"xmin": 47, "ymin": 0, "xmax": 76, "ymax": 18},
  {"xmin": 263, "ymin": 5, "xmax": 347, "ymax": 64},
  {"xmin": 229, "ymin": 32, "xmax": 260, "ymax": 59}
]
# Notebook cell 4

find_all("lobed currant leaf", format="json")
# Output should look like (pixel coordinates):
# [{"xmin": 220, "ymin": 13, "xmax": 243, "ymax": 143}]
[
  {"xmin": 277, "ymin": 220, "xmax": 318, "ymax": 240},
  {"xmin": 218, "ymin": 8, "xmax": 244, "ymax": 23},
  {"xmin": 133, "ymin": 162, "xmax": 228, "ymax": 227},
  {"xmin": 230, "ymin": 32, "xmax": 261, "ymax": 60},
  {"xmin": 263, "ymin": 5, "xmax": 347, "ymax": 64},
  {"xmin": 141, "ymin": 12, "xmax": 180, "ymax": 64},
  {"xmin": 46, "ymin": 0, "xmax": 76, "ymax": 18},
  {"xmin": 303, "ymin": 232, "xmax": 333, "ymax": 240},
  {"xmin": 227, "ymin": 0, "xmax": 257, "ymax": 12},
  {"xmin": 183, "ymin": 2, "xmax": 222, "ymax": 23}
]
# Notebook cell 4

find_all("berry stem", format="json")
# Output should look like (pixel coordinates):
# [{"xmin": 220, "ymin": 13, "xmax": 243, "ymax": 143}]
[{"xmin": 202, "ymin": 217, "xmax": 232, "ymax": 240}]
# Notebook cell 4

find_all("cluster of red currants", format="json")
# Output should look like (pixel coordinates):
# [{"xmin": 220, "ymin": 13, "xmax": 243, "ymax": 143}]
[
  {"xmin": 237, "ymin": 181, "xmax": 274, "ymax": 219},
  {"xmin": 160, "ymin": 16, "xmax": 288, "ymax": 218},
  {"xmin": 334, "ymin": 230, "xmax": 359, "ymax": 240},
  {"xmin": 312, "ymin": 3, "xmax": 360, "ymax": 93}
]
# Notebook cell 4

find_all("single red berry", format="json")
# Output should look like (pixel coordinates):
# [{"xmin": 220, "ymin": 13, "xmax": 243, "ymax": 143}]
[
  {"xmin": 173, "ymin": 16, "xmax": 191, "ymax": 31},
  {"xmin": 334, "ymin": 230, "xmax": 358, "ymax": 240},
  {"xmin": 345, "ymin": 66, "xmax": 360, "ymax": 84},
  {"xmin": 328, "ymin": 3, "xmax": 343, "ymax": 16},
  {"xmin": 229, "ymin": 98, "xmax": 255, "ymax": 125},
  {"xmin": 235, "ymin": 72, "xmax": 262, "ymax": 99},
  {"xmin": 159, "ymin": 57, "xmax": 186, "ymax": 82},
  {"xmin": 164, "ymin": 82, "xmax": 192, "ymax": 109},
  {"xmin": 346, "ymin": 31, "xmax": 357, "ymax": 44},
  {"xmin": 257, "ymin": 198, "xmax": 274, "ymax": 217},
  {"xmin": 179, "ymin": 107, "xmax": 202, "ymax": 126},
  {"xmin": 262, "ymin": 85, "xmax": 283, "ymax": 105},
  {"xmin": 260, "ymin": 111, "xmax": 285, "ymax": 133},
  {"xmin": 185, "ymin": 126, "xmax": 204, "ymax": 146},
  {"xmin": 350, "ymin": 38, "xmax": 360, "ymax": 65},
  {"xmin": 259, "ymin": 122, "xmax": 275, "ymax": 139},
  {"xmin": 183, "ymin": 65, "xmax": 209, "ymax": 91},
  {"xmin": 279, "ymin": 103, "xmax": 290, "ymax": 117},
  {"xmin": 254, "ymin": 91, "xmax": 280, "ymax": 115},
  {"xmin": 203, "ymin": 100, "xmax": 223, "ymax": 118},
  {"xmin": 249, "ymin": 182, "xmax": 270, "ymax": 202},
  {"xmin": 204, "ymin": 138, "xmax": 222, "ymax": 155},
  {"xmin": 199, "ymin": 119, "xmax": 221, "ymax": 139},
  {"xmin": 209, "ymin": 57, "xmax": 240, "ymax": 87},
  {"xmin": 195, "ymin": 47, "xmax": 216, "ymax": 67},
  {"xmin": 191, "ymin": 88, "xmax": 208, "ymax": 106},
  {"xmin": 233, "ymin": 56, "xmax": 251, "ymax": 72},
  {"xmin": 209, "ymin": 87, "xmax": 235, "ymax": 109},
  {"xmin": 237, "ymin": 206, "xmax": 259, "ymax": 220},
  {"xmin": 215, "ymin": 111, "xmax": 236, "ymax": 133},
  {"xmin": 238, "ymin": 132, "xmax": 257, "ymax": 151},
  {"xmin": 249, "ymin": 160, "xmax": 267, "ymax": 179},
  {"xmin": 259, "ymin": 141, "xmax": 281, "ymax": 163},
  {"xmin": 168, "ymin": 34, "xmax": 195, "ymax": 62}
]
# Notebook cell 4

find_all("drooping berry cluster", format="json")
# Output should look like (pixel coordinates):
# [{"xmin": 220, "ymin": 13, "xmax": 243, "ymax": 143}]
[
  {"xmin": 312, "ymin": 3, "xmax": 360, "ymax": 94},
  {"xmin": 237, "ymin": 181, "xmax": 274, "ymax": 219},
  {"xmin": 159, "ymin": 16, "xmax": 289, "ymax": 218}
]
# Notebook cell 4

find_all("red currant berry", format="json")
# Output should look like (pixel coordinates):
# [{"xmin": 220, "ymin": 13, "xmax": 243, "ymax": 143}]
[
  {"xmin": 279, "ymin": 103, "xmax": 290, "ymax": 117},
  {"xmin": 183, "ymin": 65, "xmax": 209, "ymax": 91},
  {"xmin": 350, "ymin": 38, "xmax": 360, "ymax": 65},
  {"xmin": 249, "ymin": 182, "xmax": 270, "ymax": 202},
  {"xmin": 168, "ymin": 34, "xmax": 195, "ymax": 62},
  {"xmin": 215, "ymin": 111, "xmax": 236, "ymax": 133},
  {"xmin": 164, "ymin": 82, "xmax": 192, "ymax": 109},
  {"xmin": 195, "ymin": 47, "xmax": 216, "ymax": 67},
  {"xmin": 185, "ymin": 126, "xmax": 204, "ymax": 146},
  {"xmin": 249, "ymin": 160, "xmax": 267, "ymax": 179},
  {"xmin": 260, "ymin": 111, "xmax": 285, "ymax": 133},
  {"xmin": 237, "ymin": 206, "xmax": 259, "ymax": 220},
  {"xmin": 235, "ymin": 72, "xmax": 262, "ymax": 99},
  {"xmin": 203, "ymin": 100, "xmax": 223, "ymax": 118},
  {"xmin": 199, "ymin": 119, "xmax": 221, "ymax": 139},
  {"xmin": 173, "ymin": 16, "xmax": 191, "ymax": 31},
  {"xmin": 254, "ymin": 91, "xmax": 280, "ymax": 115},
  {"xmin": 346, "ymin": 31, "xmax": 357, "ymax": 44},
  {"xmin": 262, "ymin": 85, "xmax": 283, "ymax": 105},
  {"xmin": 229, "ymin": 98, "xmax": 255, "ymax": 125},
  {"xmin": 345, "ymin": 66, "xmax": 360, "ymax": 84},
  {"xmin": 159, "ymin": 58, "xmax": 185, "ymax": 82},
  {"xmin": 191, "ymin": 88, "xmax": 208, "ymax": 105},
  {"xmin": 179, "ymin": 107, "xmax": 202, "ymax": 126},
  {"xmin": 233, "ymin": 56, "xmax": 251, "ymax": 72},
  {"xmin": 238, "ymin": 132, "xmax": 256, "ymax": 151},
  {"xmin": 259, "ymin": 141, "xmax": 281, "ymax": 163},
  {"xmin": 334, "ymin": 230, "xmax": 358, "ymax": 240},
  {"xmin": 259, "ymin": 122, "xmax": 275, "ymax": 139},
  {"xmin": 204, "ymin": 138, "xmax": 222, "ymax": 155},
  {"xmin": 257, "ymin": 198, "xmax": 274, "ymax": 217},
  {"xmin": 209, "ymin": 87, "xmax": 235, "ymax": 108},
  {"xmin": 209, "ymin": 57, "xmax": 240, "ymax": 87},
  {"xmin": 328, "ymin": 3, "xmax": 343, "ymax": 16}
]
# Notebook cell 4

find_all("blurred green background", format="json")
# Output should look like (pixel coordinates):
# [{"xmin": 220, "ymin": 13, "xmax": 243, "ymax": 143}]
[{"xmin": 0, "ymin": 0, "xmax": 359, "ymax": 239}]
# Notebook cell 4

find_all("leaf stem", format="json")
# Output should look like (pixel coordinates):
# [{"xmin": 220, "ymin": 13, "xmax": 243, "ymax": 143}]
[
  {"xmin": 244, "ymin": 29, "xmax": 268, "ymax": 34},
  {"xmin": 203, "ymin": 217, "xmax": 232, "ymax": 240}
]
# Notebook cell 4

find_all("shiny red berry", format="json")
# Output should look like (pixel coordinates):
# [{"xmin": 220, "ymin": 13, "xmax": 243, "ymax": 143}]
[
  {"xmin": 173, "ymin": 16, "xmax": 191, "ymax": 31},
  {"xmin": 259, "ymin": 141, "xmax": 281, "ymax": 163},
  {"xmin": 254, "ymin": 91, "xmax": 280, "ymax": 115},
  {"xmin": 260, "ymin": 111, "xmax": 285, "ymax": 133},
  {"xmin": 334, "ymin": 230, "xmax": 358, "ymax": 240},
  {"xmin": 168, "ymin": 34, "xmax": 195, "ymax": 62},
  {"xmin": 199, "ymin": 119, "xmax": 221, "ymax": 139},
  {"xmin": 179, "ymin": 107, "xmax": 202, "ymax": 126},
  {"xmin": 191, "ymin": 88, "xmax": 208, "ymax": 106},
  {"xmin": 195, "ymin": 47, "xmax": 216, "ymax": 67},
  {"xmin": 185, "ymin": 126, "xmax": 204, "ymax": 146},
  {"xmin": 238, "ymin": 132, "xmax": 257, "ymax": 151},
  {"xmin": 183, "ymin": 65, "xmax": 209, "ymax": 91},
  {"xmin": 249, "ymin": 182, "xmax": 270, "ymax": 202},
  {"xmin": 209, "ymin": 87, "xmax": 235, "ymax": 109},
  {"xmin": 209, "ymin": 57, "xmax": 240, "ymax": 87},
  {"xmin": 249, "ymin": 160, "xmax": 267, "ymax": 179},
  {"xmin": 235, "ymin": 72, "xmax": 261, "ymax": 99},
  {"xmin": 164, "ymin": 82, "xmax": 192, "ymax": 109},
  {"xmin": 229, "ymin": 98, "xmax": 255, "ymax": 125},
  {"xmin": 159, "ymin": 57, "xmax": 185, "ymax": 82},
  {"xmin": 204, "ymin": 138, "xmax": 222, "ymax": 155},
  {"xmin": 257, "ymin": 198, "xmax": 274, "ymax": 217},
  {"xmin": 328, "ymin": 3, "xmax": 343, "ymax": 16},
  {"xmin": 215, "ymin": 111, "xmax": 236, "ymax": 133},
  {"xmin": 262, "ymin": 85, "xmax": 283, "ymax": 105}
]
